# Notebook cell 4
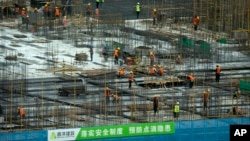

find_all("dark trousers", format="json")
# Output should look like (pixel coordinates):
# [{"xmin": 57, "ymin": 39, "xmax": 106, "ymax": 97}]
[
  {"xmin": 189, "ymin": 81, "xmax": 193, "ymax": 88},
  {"xmin": 154, "ymin": 107, "xmax": 158, "ymax": 115},
  {"xmin": 216, "ymin": 73, "xmax": 220, "ymax": 82},
  {"xmin": 203, "ymin": 102, "xmax": 208, "ymax": 110},
  {"xmin": 129, "ymin": 80, "xmax": 132, "ymax": 89},
  {"xmin": 106, "ymin": 96, "xmax": 110, "ymax": 104},
  {"xmin": 96, "ymin": 2, "xmax": 99, "ymax": 8},
  {"xmin": 136, "ymin": 12, "xmax": 140, "ymax": 19},
  {"xmin": 90, "ymin": 53, "xmax": 93, "ymax": 61},
  {"xmin": 194, "ymin": 25, "xmax": 198, "ymax": 31},
  {"xmin": 114, "ymin": 56, "xmax": 118, "ymax": 64}
]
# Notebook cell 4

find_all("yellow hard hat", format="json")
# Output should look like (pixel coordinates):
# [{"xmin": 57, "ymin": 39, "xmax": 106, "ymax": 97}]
[
  {"xmin": 55, "ymin": 7, "xmax": 58, "ymax": 9},
  {"xmin": 26, "ymin": 15, "xmax": 29, "ymax": 17},
  {"xmin": 130, "ymin": 71, "xmax": 133, "ymax": 73},
  {"xmin": 35, "ymin": 8, "xmax": 37, "ymax": 10},
  {"xmin": 153, "ymin": 65, "xmax": 156, "ymax": 67},
  {"xmin": 207, "ymin": 88, "xmax": 211, "ymax": 92},
  {"xmin": 154, "ymin": 94, "xmax": 158, "ymax": 97},
  {"xmin": 64, "ymin": 16, "xmax": 67, "ymax": 18},
  {"xmin": 22, "ymin": 8, "xmax": 25, "ymax": 10},
  {"xmin": 88, "ymin": 3, "xmax": 91, "ymax": 5},
  {"xmin": 150, "ymin": 51, "xmax": 153, "ymax": 54},
  {"xmin": 117, "ymin": 47, "xmax": 120, "ymax": 50},
  {"xmin": 158, "ymin": 65, "xmax": 161, "ymax": 67},
  {"xmin": 153, "ymin": 8, "xmax": 157, "ymax": 12},
  {"xmin": 106, "ymin": 87, "xmax": 109, "ymax": 89}
]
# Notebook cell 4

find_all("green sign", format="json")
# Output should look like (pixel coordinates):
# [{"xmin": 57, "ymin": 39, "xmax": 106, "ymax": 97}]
[{"xmin": 76, "ymin": 122, "xmax": 175, "ymax": 140}]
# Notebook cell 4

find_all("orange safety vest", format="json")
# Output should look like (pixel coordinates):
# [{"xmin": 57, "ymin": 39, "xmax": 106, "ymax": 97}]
[
  {"xmin": 21, "ymin": 9, "xmax": 26, "ymax": 16},
  {"xmin": 216, "ymin": 67, "xmax": 221, "ymax": 74},
  {"xmin": 19, "ymin": 108, "xmax": 25, "ymax": 116},
  {"xmin": 119, "ymin": 69, "xmax": 125, "ymax": 76},
  {"xmin": 63, "ymin": 19, "xmax": 67, "ymax": 26},
  {"xmin": 193, "ymin": 17, "xmax": 199, "ymax": 26},
  {"xmin": 128, "ymin": 74, "xmax": 133, "ymax": 81},
  {"xmin": 188, "ymin": 75, "xmax": 195, "ymax": 81},
  {"xmin": 114, "ymin": 49, "xmax": 119, "ymax": 57},
  {"xmin": 55, "ymin": 8, "xmax": 60, "ymax": 16},
  {"xmin": 105, "ymin": 89, "xmax": 110, "ymax": 96},
  {"xmin": 158, "ymin": 67, "xmax": 163, "ymax": 75},
  {"xmin": 150, "ymin": 67, "xmax": 156, "ymax": 74}
]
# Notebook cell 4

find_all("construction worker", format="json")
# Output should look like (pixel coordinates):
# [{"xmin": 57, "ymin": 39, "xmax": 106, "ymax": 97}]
[
  {"xmin": 203, "ymin": 89, "xmax": 210, "ymax": 112},
  {"xmin": 96, "ymin": 0, "xmax": 100, "ymax": 9},
  {"xmin": 16, "ymin": 107, "xmax": 25, "ymax": 118},
  {"xmin": 102, "ymin": 44, "xmax": 108, "ymax": 61},
  {"xmin": 215, "ymin": 65, "xmax": 221, "ymax": 82},
  {"xmin": 128, "ymin": 71, "xmax": 134, "ymax": 89},
  {"xmin": 153, "ymin": 95, "xmax": 159, "ymax": 116},
  {"xmin": 135, "ymin": 2, "xmax": 141, "ymax": 19},
  {"xmin": 158, "ymin": 65, "xmax": 164, "ymax": 76},
  {"xmin": 44, "ymin": 4, "xmax": 49, "ymax": 17},
  {"xmin": 111, "ymin": 94, "xmax": 120, "ymax": 104},
  {"xmin": 21, "ymin": 8, "xmax": 26, "ymax": 16},
  {"xmin": 150, "ymin": 65, "xmax": 157, "ymax": 75},
  {"xmin": 25, "ymin": 15, "xmax": 29, "ymax": 31},
  {"xmin": 187, "ymin": 74, "xmax": 195, "ymax": 88},
  {"xmin": 63, "ymin": 16, "xmax": 67, "ymax": 29},
  {"xmin": 231, "ymin": 106, "xmax": 244, "ymax": 116},
  {"xmin": 54, "ymin": 7, "xmax": 60, "ymax": 17},
  {"xmin": 149, "ymin": 51, "xmax": 155, "ymax": 66},
  {"xmin": 89, "ymin": 47, "xmax": 93, "ymax": 61},
  {"xmin": 118, "ymin": 68, "xmax": 125, "ymax": 78},
  {"xmin": 173, "ymin": 102, "xmax": 180, "ymax": 120},
  {"xmin": 105, "ymin": 87, "xmax": 111, "ymax": 104},
  {"xmin": 152, "ymin": 8, "xmax": 157, "ymax": 25},
  {"xmin": 193, "ymin": 15, "xmax": 199, "ymax": 31},
  {"xmin": 86, "ymin": 3, "xmax": 92, "ymax": 16},
  {"xmin": 114, "ymin": 47, "xmax": 120, "ymax": 65}
]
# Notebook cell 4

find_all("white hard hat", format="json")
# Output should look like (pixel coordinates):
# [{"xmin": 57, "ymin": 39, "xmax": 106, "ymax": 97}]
[
  {"xmin": 137, "ymin": 2, "xmax": 140, "ymax": 4},
  {"xmin": 176, "ymin": 102, "xmax": 179, "ymax": 104}
]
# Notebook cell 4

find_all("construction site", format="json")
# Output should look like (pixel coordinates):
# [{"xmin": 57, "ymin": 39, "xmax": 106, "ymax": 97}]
[{"xmin": 0, "ymin": 0, "xmax": 250, "ymax": 137}]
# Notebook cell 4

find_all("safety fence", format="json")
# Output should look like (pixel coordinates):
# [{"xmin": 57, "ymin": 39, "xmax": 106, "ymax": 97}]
[{"xmin": 0, "ymin": 117, "xmax": 249, "ymax": 141}]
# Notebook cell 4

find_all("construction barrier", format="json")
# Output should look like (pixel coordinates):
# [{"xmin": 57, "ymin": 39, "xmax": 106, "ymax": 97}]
[{"xmin": 0, "ymin": 117, "xmax": 249, "ymax": 141}]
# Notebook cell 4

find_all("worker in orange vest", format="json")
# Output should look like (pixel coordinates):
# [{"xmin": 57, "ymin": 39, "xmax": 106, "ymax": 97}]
[
  {"xmin": 193, "ymin": 15, "xmax": 199, "ymax": 31},
  {"xmin": 118, "ymin": 68, "xmax": 125, "ymax": 78},
  {"xmin": 111, "ymin": 94, "xmax": 120, "ymax": 104},
  {"xmin": 114, "ymin": 47, "xmax": 120, "ymax": 65},
  {"xmin": 187, "ymin": 74, "xmax": 195, "ymax": 88},
  {"xmin": 149, "ymin": 51, "xmax": 155, "ymax": 66},
  {"xmin": 215, "ymin": 65, "xmax": 221, "ymax": 82},
  {"xmin": 105, "ymin": 87, "xmax": 111, "ymax": 104},
  {"xmin": 158, "ymin": 65, "xmax": 164, "ymax": 76},
  {"xmin": 128, "ymin": 71, "xmax": 134, "ymax": 89},
  {"xmin": 17, "ymin": 107, "xmax": 25, "ymax": 118},
  {"xmin": 150, "ymin": 65, "xmax": 157, "ymax": 75},
  {"xmin": 54, "ymin": 7, "xmax": 60, "ymax": 17}
]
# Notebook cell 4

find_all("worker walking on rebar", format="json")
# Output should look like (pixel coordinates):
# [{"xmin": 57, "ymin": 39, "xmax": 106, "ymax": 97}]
[
  {"xmin": 25, "ymin": 15, "xmax": 29, "ymax": 31},
  {"xmin": 128, "ymin": 71, "xmax": 134, "ymax": 89},
  {"xmin": 149, "ymin": 51, "xmax": 155, "ymax": 66},
  {"xmin": 111, "ymin": 94, "xmax": 120, "ymax": 104},
  {"xmin": 114, "ymin": 47, "xmax": 120, "ymax": 65},
  {"xmin": 187, "ymin": 74, "xmax": 195, "ymax": 88},
  {"xmin": 152, "ymin": 8, "xmax": 157, "ymax": 25},
  {"xmin": 96, "ymin": 0, "xmax": 100, "ymax": 9},
  {"xmin": 153, "ymin": 95, "xmax": 159, "ymax": 116},
  {"xmin": 203, "ymin": 89, "xmax": 210, "ymax": 113},
  {"xmin": 135, "ymin": 2, "xmax": 141, "ymax": 19},
  {"xmin": 173, "ymin": 102, "xmax": 180, "ymax": 120},
  {"xmin": 86, "ymin": 3, "xmax": 92, "ymax": 16},
  {"xmin": 215, "ymin": 65, "xmax": 221, "ymax": 82},
  {"xmin": 63, "ymin": 16, "xmax": 67, "ymax": 29},
  {"xmin": 105, "ymin": 87, "xmax": 111, "ymax": 104},
  {"xmin": 43, "ymin": 4, "xmax": 49, "ymax": 18},
  {"xmin": 118, "ymin": 68, "xmax": 125, "ymax": 78},
  {"xmin": 89, "ymin": 47, "xmax": 93, "ymax": 61},
  {"xmin": 193, "ymin": 15, "xmax": 199, "ymax": 31},
  {"xmin": 16, "ymin": 107, "xmax": 25, "ymax": 118},
  {"xmin": 54, "ymin": 7, "xmax": 60, "ymax": 18},
  {"xmin": 102, "ymin": 44, "xmax": 108, "ymax": 61},
  {"xmin": 176, "ymin": 55, "xmax": 183, "ymax": 64}
]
